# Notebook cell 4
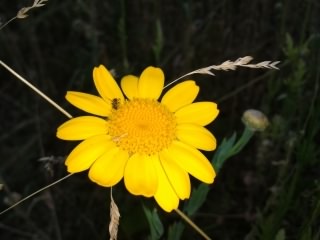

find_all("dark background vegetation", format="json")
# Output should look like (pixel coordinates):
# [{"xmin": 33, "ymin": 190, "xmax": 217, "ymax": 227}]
[{"xmin": 0, "ymin": 0, "xmax": 319, "ymax": 239}]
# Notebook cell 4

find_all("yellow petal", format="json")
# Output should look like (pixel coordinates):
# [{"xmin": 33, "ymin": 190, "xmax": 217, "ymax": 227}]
[
  {"xmin": 121, "ymin": 75, "xmax": 139, "ymax": 100},
  {"xmin": 65, "ymin": 135, "xmax": 114, "ymax": 173},
  {"xmin": 167, "ymin": 140, "xmax": 216, "ymax": 183},
  {"xmin": 66, "ymin": 91, "xmax": 111, "ymax": 116},
  {"xmin": 161, "ymin": 81, "xmax": 199, "ymax": 112},
  {"xmin": 154, "ymin": 157, "xmax": 179, "ymax": 212},
  {"xmin": 159, "ymin": 151, "xmax": 191, "ymax": 199},
  {"xmin": 176, "ymin": 123, "xmax": 216, "ymax": 151},
  {"xmin": 57, "ymin": 116, "xmax": 108, "ymax": 140},
  {"xmin": 89, "ymin": 148, "xmax": 128, "ymax": 187},
  {"xmin": 124, "ymin": 154, "xmax": 158, "ymax": 197},
  {"xmin": 175, "ymin": 102, "xmax": 219, "ymax": 126},
  {"xmin": 93, "ymin": 65, "xmax": 124, "ymax": 101},
  {"xmin": 138, "ymin": 67, "xmax": 164, "ymax": 99}
]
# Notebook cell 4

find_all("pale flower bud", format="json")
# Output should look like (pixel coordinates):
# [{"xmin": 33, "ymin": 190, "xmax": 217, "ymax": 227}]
[{"xmin": 242, "ymin": 109, "xmax": 269, "ymax": 131}]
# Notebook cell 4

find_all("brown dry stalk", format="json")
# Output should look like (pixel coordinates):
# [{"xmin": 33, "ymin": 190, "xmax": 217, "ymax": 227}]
[
  {"xmin": 0, "ymin": 0, "xmax": 48, "ymax": 30},
  {"xmin": 17, "ymin": 0, "xmax": 48, "ymax": 18},
  {"xmin": 164, "ymin": 56, "xmax": 280, "ymax": 88},
  {"xmin": 109, "ymin": 189, "xmax": 120, "ymax": 240}
]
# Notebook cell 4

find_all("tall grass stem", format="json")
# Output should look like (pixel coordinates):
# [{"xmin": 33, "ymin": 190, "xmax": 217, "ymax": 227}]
[
  {"xmin": 0, "ymin": 173, "xmax": 73, "ymax": 215},
  {"xmin": 0, "ymin": 60, "xmax": 72, "ymax": 119}
]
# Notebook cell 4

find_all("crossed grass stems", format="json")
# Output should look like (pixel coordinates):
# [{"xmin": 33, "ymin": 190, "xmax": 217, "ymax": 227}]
[{"xmin": 0, "ymin": 57, "xmax": 278, "ymax": 240}]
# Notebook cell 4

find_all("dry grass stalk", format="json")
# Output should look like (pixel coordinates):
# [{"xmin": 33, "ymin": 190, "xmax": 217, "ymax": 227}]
[
  {"xmin": 0, "ymin": 0, "xmax": 48, "ymax": 30},
  {"xmin": 17, "ymin": 0, "xmax": 48, "ymax": 18},
  {"xmin": 0, "ymin": 60, "xmax": 72, "ymax": 119},
  {"xmin": 109, "ymin": 189, "xmax": 120, "ymax": 240},
  {"xmin": 0, "ymin": 174, "xmax": 73, "ymax": 215},
  {"xmin": 164, "ymin": 56, "xmax": 280, "ymax": 88}
]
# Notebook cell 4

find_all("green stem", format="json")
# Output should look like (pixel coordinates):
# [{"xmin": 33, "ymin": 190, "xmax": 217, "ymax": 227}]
[{"xmin": 230, "ymin": 126, "xmax": 255, "ymax": 155}]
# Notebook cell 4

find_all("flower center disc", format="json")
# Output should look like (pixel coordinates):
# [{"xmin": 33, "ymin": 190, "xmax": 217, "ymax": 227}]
[{"xmin": 108, "ymin": 99, "xmax": 176, "ymax": 155}]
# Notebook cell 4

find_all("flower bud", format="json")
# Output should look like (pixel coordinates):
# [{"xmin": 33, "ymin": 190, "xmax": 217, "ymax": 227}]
[{"xmin": 242, "ymin": 109, "xmax": 269, "ymax": 131}]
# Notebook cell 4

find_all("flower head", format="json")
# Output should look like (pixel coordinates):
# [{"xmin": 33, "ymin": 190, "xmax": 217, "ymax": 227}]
[{"xmin": 57, "ymin": 65, "xmax": 219, "ymax": 212}]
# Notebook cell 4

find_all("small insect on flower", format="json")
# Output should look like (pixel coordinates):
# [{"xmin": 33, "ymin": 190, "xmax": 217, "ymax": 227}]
[{"xmin": 111, "ymin": 98, "xmax": 121, "ymax": 110}]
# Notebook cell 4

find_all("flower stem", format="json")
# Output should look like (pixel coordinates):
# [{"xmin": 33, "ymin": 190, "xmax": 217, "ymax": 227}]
[
  {"xmin": 0, "ymin": 60, "xmax": 73, "ymax": 119},
  {"xmin": 174, "ymin": 208, "xmax": 212, "ymax": 240},
  {"xmin": 229, "ymin": 126, "xmax": 254, "ymax": 156}
]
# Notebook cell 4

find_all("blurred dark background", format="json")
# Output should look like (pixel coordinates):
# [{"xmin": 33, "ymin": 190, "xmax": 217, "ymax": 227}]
[{"xmin": 0, "ymin": 0, "xmax": 319, "ymax": 239}]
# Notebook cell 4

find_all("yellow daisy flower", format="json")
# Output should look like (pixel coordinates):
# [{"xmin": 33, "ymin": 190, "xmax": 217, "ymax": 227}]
[{"xmin": 57, "ymin": 65, "xmax": 219, "ymax": 212}]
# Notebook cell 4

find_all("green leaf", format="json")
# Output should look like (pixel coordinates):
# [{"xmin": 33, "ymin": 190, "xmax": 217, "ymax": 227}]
[
  {"xmin": 212, "ymin": 132, "xmax": 237, "ymax": 172},
  {"xmin": 212, "ymin": 126, "xmax": 255, "ymax": 173},
  {"xmin": 152, "ymin": 19, "xmax": 164, "ymax": 64},
  {"xmin": 184, "ymin": 184, "xmax": 210, "ymax": 216},
  {"xmin": 143, "ymin": 206, "xmax": 164, "ymax": 240},
  {"xmin": 168, "ymin": 222, "xmax": 184, "ymax": 240},
  {"xmin": 275, "ymin": 228, "xmax": 286, "ymax": 240}
]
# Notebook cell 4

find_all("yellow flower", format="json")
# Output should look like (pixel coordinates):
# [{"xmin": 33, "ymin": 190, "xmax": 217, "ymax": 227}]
[{"xmin": 57, "ymin": 65, "xmax": 219, "ymax": 212}]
